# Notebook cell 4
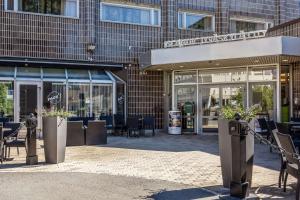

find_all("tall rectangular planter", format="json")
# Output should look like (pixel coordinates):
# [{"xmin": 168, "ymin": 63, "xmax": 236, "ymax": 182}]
[
  {"xmin": 218, "ymin": 119, "xmax": 255, "ymax": 188},
  {"xmin": 43, "ymin": 116, "xmax": 67, "ymax": 164}
]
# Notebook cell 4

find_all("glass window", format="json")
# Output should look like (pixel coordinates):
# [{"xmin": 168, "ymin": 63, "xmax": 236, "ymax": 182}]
[
  {"xmin": 67, "ymin": 69, "xmax": 90, "ymax": 80},
  {"xmin": 178, "ymin": 12, "xmax": 183, "ymax": 28},
  {"xmin": 64, "ymin": 0, "xmax": 77, "ymax": 17},
  {"xmin": 230, "ymin": 20, "xmax": 268, "ymax": 33},
  {"xmin": 101, "ymin": 3, "xmax": 160, "ymax": 26},
  {"xmin": 43, "ymin": 68, "xmax": 66, "ymax": 80},
  {"xmin": 0, "ymin": 67, "xmax": 15, "ymax": 78},
  {"xmin": 91, "ymin": 70, "xmax": 111, "ymax": 81},
  {"xmin": 0, "ymin": 82, "xmax": 14, "ymax": 121},
  {"xmin": 43, "ymin": 82, "xmax": 66, "ymax": 111},
  {"xmin": 198, "ymin": 69, "xmax": 247, "ymax": 84},
  {"xmin": 17, "ymin": 67, "xmax": 41, "ymax": 79},
  {"xmin": 178, "ymin": 12, "xmax": 214, "ymax": 31},
  {"xmin": 68, "ymin": 83, "xmax": 91, "ymax": 117},
  {"xmin": 248, "ymin": 67, "xmax": 277, "ymax": 81},
  {"xmin": 116, "ymin": 83, "xmax": 125, "ymax": 115},
  {"xmin": 92, "ymin": 84, "xmax": 113, "ymax": 117},
  {"xmin": 5, "ymin": 0, "xmax": 78, "ymax": 17},
  {"xmin": 174, "ymin": 71, "xmax": 197, "ymax": 84}
]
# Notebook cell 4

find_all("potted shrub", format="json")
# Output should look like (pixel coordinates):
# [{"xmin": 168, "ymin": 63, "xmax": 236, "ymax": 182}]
[
  {"xmin": 42, "ymin": 110, "xmax": 70, "ymax": 164},
  {"xmin": 218, "ymin": 105, "xmax": 260, "ymax": 188}
]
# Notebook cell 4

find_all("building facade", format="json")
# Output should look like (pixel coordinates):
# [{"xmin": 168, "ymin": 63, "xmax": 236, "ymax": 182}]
[{"xmin": 0, "ymin": 0, "xmax": 299, "ymax": 131}]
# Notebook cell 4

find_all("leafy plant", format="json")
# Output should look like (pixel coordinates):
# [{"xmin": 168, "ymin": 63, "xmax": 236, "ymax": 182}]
[
  {"xmin": 43, "ymin": 109, "xmax": 71, "ymax": 119},
  {"xmin": 219, "ymin": 104, "xmax": 261, "ymax": 122}
]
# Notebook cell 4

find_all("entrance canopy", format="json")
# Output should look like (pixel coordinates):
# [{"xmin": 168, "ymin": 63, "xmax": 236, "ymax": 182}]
[{"xmin": 140, "ymin": 36, "xmax": 300, "ymax": 71}]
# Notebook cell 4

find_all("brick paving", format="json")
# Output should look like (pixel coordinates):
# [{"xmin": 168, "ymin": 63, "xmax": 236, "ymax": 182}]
[{"xmin": 0, "ymin": 133, "xmax": 297, "ymax": 199}]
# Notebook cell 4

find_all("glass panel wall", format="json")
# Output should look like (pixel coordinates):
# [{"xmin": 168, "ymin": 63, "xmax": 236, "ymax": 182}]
[
  {"xmin": 198, "ymin": 69, "xmax": 247, "ymax": 83},
  {"xmin": 200, "ymin": 87, "xmax": 220, "ymax": 129},
  {"xmin": 173, "ymin": 66, "xmax": 279, "ymax": 133},
  {"xmin": 43, "ymin": 82, "xmax": 66, "ymax": 111},
  {"xmin": 92, "ymin": 84, "xmax": 113, "ymax": 117},
  {"xmin": 248, "ymin": 67, "xmax": 277, "ymax": 81},
  {"xmin": 174, "ymin": 71, "xmax": 197, "ymax": 84},
  {"xmin": 68, "ymin": 83, "xmax": 91, "ymax": 117},
  {"xmin": 250, "ymin": 84, "xmax": 276, "ymax": 120},
  {"xmin": 0, "ymin": 82, "xmax": 14, "ymax": 121}
]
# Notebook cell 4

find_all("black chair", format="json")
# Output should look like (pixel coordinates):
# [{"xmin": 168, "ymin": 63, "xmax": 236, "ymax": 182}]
[
  {"xmin": 277, "ymin": 132, "xmax": 300, "ymax": 200},
  {"xmin": 257, "ymin": 118, "xmax": 271, "ymax": 139},
  {"xmin": 114, "ymin": 114, "xmax": 126, "ymax": 135},
  {"xmin": 127, "ymin": 117, "xmax": 140, "ymax": 137},
  {"xmin": 100, "ymin": 115, "xmax": 113, "ymax": 134},
  {"xmin": 272, "ymin": 130, "xmax": 287, "ymax": 188},
  {"xmin": 3, "ymin": 123, "xmax": 26, "ymax": 158},
  {"xmin": 276, "ymin": 122, "xmax": 300, "ymax": 152},
  {"xmin": 0, "ymin": 117, "xmax": 9, "ymax": 127},
  {"xmin": 143, "ymin": 116, "xmax": 155, "ymax": 136},
  {"xmin": 267, "ymin": 120, "xmax": 277, "ymax": 152},
  {"xmin": 276, "ymin": 122, "xmax": 290, "ymax": 135}
]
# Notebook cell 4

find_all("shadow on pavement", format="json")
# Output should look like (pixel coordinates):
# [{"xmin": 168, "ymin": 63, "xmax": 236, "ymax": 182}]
[{"xmin": 147, "ymin": 188, "xmax": 218, "ymax": 200}]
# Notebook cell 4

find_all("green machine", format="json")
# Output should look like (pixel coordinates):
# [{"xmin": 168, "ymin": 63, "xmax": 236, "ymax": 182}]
[{"xmin": 182, "ymin": 101, "xmax": 195, "ymax": 133}]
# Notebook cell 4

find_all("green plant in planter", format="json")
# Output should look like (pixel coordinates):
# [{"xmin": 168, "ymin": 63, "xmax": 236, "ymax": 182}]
[
  {"xmin": 220, "ymin": 104, "xmax": 261, "ymax": 122},
  {"xmin": 43, "ymin": 109, "xmax": 71, "ymax": 119}
]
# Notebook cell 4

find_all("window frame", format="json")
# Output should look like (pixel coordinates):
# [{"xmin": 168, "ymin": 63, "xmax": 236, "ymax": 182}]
[
  {"xmin": 3, "ymin": 0, "xmax": 80, "ymax": 18},
  {"xmin": 100, "ymin": 2, "xmax": 161, "ymax": 27},
  {"xmin": 178, "ymin": 11, "xmax": 215, "ymax": 32},
  {"xmin": 230, "ymin": 17, "xmax": 274, "ymax": 33}
]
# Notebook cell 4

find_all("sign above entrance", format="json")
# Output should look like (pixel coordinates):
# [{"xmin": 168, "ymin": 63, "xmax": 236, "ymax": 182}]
[{"xmin": 163, "ymin": 30, "xmax": 267, "ymax": 48}]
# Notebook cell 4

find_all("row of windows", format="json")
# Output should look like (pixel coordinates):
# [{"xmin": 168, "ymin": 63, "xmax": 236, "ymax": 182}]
[{"xmin": 3, "ymin": 1, "xmax": 273, "ymax": 32}]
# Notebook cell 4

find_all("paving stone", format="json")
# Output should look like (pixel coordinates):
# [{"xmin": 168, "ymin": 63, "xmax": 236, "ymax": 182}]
[{"xmin": 0, "ymin": 133, "xmax": 297, "ymax": 199}]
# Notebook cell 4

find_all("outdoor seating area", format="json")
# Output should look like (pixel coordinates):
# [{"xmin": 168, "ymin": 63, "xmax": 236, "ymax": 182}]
[
  {"xmin": 100, "ymin": 114, "xmax": 156, "ymax": 137},
  {"xmin": 0, "ymin": 121, "xmax": 25, "ymax": 163},
  {"xmin": 256, "ymin": 116, "xmax": 300, "ymax": 199}
]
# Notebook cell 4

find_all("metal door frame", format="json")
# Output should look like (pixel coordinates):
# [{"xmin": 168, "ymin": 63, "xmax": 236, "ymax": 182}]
[{"xmin": 15, "ymin": 81, "xmax": 43, "ymax": 133}]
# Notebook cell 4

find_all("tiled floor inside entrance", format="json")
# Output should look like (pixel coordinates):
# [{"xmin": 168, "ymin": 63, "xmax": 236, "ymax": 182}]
[{"xmin": 0, "ymin": 133, "xmax": 297, "ymax": 199}]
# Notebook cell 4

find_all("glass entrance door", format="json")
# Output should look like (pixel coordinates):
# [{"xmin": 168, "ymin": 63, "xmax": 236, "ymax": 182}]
[
  {"xmin": 199, "ymin": 85, "xmax": 246, "ymax": 132},
  {"xmin": 19, "ymin": 85, "xmax": 37, "ymax": 121},
  {"xmin": 15, "ymin": 81, "xmax": 42, "ymax": 134},
  {"xmin": 200, "ymin": 86, "xmax": 220, "ymax": 131}
]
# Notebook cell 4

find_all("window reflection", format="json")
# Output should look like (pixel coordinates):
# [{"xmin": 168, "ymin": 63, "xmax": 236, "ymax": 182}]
[
  {"xmin": 198, "ymin": 69, "xmax": 247, "ymax": 83},
  {"xmin": 249, "ymin": 67, "xmax": 277, "ymax": 81},
  {"xmin": 68, "ymin": 83, "xmax": 90, "ymax": 117},
  {"xmin": 102, "ymin": 3, "xmax": 160, "ymax": 26},
  {"xmin": 178, "ymin": 12, "xmax": 213, "ymax": 31},
  {"xmin": 92, "ymin": 84, "xmax": 113, "ymax": 117},
  {"xmin": 230, "ymin": 20, "xmax": 267, "ymax": 33},
  {"xmin": 0, "ymin": 82, "xmax": 14, "ymax": 121},
  {"xmin": 174, "ymin": 71, "xmax": 197, "ymax": 84},
  {"xmin": 43, "ymin": 82, "xmax": 66, "ymax": 111},
  {"xmin": 5, "ymin": 0, "xmax": 78, "ymax": 17}
]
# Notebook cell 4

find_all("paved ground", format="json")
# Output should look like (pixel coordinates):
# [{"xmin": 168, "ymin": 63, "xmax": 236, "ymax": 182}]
[{"xmin": 0, "ymin": 133, "xmax": 298, "ymax": 199}]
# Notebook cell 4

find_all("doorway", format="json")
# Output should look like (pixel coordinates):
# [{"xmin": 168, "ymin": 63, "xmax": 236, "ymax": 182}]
[
  {"xmin": 15, "ymin": 81, "xmax": 42, "ymax": 133},
  {"xmin": 199, "ymin": 84, "xmax": 246, "ymax": 132}
]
